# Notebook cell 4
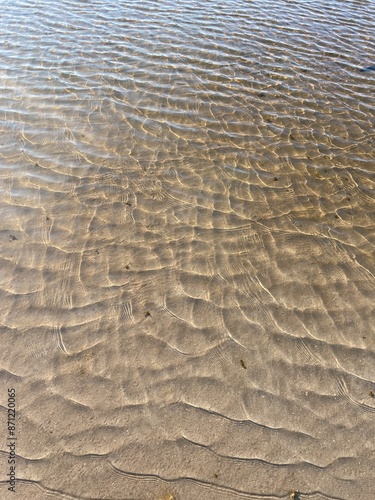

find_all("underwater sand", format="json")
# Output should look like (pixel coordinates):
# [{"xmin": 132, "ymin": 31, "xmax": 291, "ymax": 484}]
[{"xmin": 0, "ymin": 1, "xmax": 375, "ymax": 499}]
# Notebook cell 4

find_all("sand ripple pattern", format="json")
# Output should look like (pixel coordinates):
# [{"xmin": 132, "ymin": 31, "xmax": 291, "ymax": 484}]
[{"xmin": 0, "ymin": 0, "xmax": 374, "ymax": 499}]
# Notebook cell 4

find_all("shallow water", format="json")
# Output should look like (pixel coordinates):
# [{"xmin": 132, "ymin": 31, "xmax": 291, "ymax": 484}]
[{"xmin": 0, "ymin": 0, "xmax": 375, "ymax": 499}]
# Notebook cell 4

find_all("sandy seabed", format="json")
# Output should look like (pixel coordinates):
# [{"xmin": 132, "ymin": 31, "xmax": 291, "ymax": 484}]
[{"xmin": 1, "ymin": 1, "xmax": 375, "ymax": 499}]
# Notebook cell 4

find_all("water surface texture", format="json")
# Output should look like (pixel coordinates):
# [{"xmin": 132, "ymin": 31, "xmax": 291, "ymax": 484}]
[{"xmin": 0, "ymin": 0, "xmax": 375, "ymax": 499}]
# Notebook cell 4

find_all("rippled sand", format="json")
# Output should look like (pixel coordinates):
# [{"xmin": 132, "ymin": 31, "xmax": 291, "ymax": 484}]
[{"xmin": 1, "ymin": 0, "xmax": 375, "ymax": 499}]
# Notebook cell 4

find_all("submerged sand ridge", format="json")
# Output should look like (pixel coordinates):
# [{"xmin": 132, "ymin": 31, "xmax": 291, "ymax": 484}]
[{"xmin": 0, "ymin": 0, "xmax": 375, "ymax": 499}]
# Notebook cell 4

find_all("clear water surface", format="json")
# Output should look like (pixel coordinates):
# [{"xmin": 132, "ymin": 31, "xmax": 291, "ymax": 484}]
[{"xmin": 0, "ymin": 1, "xmax": 374, "ymax": 499}]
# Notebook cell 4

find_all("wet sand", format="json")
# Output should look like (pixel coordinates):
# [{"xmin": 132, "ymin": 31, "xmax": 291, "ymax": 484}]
[{"xmin": 0, "ymin": 0, "xmax": 375, "ymax": 499}]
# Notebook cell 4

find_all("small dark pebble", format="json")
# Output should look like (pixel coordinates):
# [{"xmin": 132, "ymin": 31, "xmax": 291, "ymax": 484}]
[{"xmin": 360, "ymin": 64, "xmax": 375, "ymax": 72}]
